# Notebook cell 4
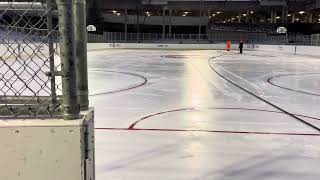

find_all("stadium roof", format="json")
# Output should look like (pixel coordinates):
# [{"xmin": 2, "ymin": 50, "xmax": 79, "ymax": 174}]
[{"xmin": 94, "ymin": 0, "xmax": 319, "ymax": 11}]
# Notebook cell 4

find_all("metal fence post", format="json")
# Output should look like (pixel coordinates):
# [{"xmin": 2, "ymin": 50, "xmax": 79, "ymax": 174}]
[
  {"xmin": 74, "ymin": 0, "xmax": 89, "ymax": 111},
  {"xmin": 56, "ymin": 0, "xmax": 79, "ymax": 119},
  {"xmin": 47, "ymin": 0, "xmax": 57, "ymax": 106}
]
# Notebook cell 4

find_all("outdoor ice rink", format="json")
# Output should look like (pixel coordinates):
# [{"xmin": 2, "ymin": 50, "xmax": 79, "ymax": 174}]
[{"xmin": 89, "ymin": 49, "xmax": 320, "ymax": 180}]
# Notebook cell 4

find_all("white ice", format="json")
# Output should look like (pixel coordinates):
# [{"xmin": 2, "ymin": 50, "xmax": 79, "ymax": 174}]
[{"xmin": 88, "ymin": 49, "xmax": 320, "ymax": 180}]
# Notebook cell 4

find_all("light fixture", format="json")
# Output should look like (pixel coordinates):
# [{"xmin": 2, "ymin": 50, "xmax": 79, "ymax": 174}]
[
  {"xmin": 296, "ymin": 18, "xmax": 300, "ymax": 21},
  {"xmin": 184, "ymin": 11, "xmax": 190, "ymax": 14},
  {"xmin": 250, "ymin": 11, "xmax": 254, "ymax": 14},
  {"xmin": 116, "ymin": 13, "xmax": 121, "ymax": 16},
  {"xmin": 287, "ymin": 14, "xmax": 292, "ymax": 17},
  {"xmin": 243, "ymin": 14, "xmax": 247, "ymax": 17},
  {"xmin": 112, "ymin": 10, "xmax": 117, "ymax": 14},
  {"xmin": 216, "ymin": 11, "xmax": 221, "ymax": 14},
  {"xmin": 298, "ymin": 11, "xmax": 305, "ymax": 15},
  {"xmin": 276, "ymin": 16, "xmax": 280, "ymax": 19},
  {"xmin": 212, "ymin": 14, "xmax": 216, "ymax": 17}
]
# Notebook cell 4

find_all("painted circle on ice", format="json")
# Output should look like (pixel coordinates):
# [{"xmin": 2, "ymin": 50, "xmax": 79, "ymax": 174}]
[
  {"xmin": 160, "ymin": 55, "xmax": 199, "ymax": 59},
  {"xmin": 267, "ymin": 73, "xmax": 320, "ymax": 96},
  {"xmin": 88, "ymin": 70, "xmax": 147, "ymax": 96},
  {"xmin": 129, "ymin": 107, "xmax": 320, "ymax": 129}
]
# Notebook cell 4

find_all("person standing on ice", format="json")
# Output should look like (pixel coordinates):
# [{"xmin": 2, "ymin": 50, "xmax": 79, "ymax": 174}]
[
  {"xmin": 226, "ymin": 40, "xmax": 231, "ymax": 51},
  {"xmin": 239, "ymin": 40, "xmax": 244, "ymax": 54}
]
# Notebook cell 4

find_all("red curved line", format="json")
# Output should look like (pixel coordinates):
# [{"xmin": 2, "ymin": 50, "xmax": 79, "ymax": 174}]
[
  {"xmin": 95, "ymin": 127, "xmax": 320, "ymax": 136},
  {"xmin": 267, "ymin": 73, "xmax": 320, "ymax": 96},
  {"xmin": 128, "ymin": 108, "xmax": 195, "ymax": 129},
  {"xmin": 209, "ymin": 56, "xmax": 320, "ymax": 132},
  {"xmin": 89, "ymin": 70, "xmax": 148, "ymax": 96},
  {"xmin": 128, "ymin": 107, "xmax": 320, "ymax": 129}
]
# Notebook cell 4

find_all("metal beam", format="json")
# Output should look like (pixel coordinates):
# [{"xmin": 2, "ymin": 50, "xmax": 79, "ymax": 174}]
[
  {"xmin": 0, "ymin": 2, "xmax": 46, "ymax": 10},
  {"xmin": 74, "ymin": 0, "xmax": 89, "ymax": 111},
  {"xmin": 56, "ymin": 0, "xmax": 79, "ymax": 120}
]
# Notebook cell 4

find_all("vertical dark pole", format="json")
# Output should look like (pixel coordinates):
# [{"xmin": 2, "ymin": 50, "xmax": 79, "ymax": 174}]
[
  {"xmin": 169, "ymin": 9, "xmax": 172, "ymax": 38},
  {"xmin": 199, "ymin": 0, "xmax": 202, "ymax": 40},
  {"xmin": 47, "ymin": 0, "xmax": 57, "ymax": 105},
  {"xmin": 291, "ymin": 13, "xmax": 295, "ymax": 23},
  {"xmin": 74, "ymin": 0, "xmax": 89, "ymax": 111},
  {"xmin": 124, "ymin": 9, "xmax": 128, "ymax": 42},
  {"xmin": 245, "ymin": 10, "xmax": 249, "ymax": 23},
  {"xmin": 273, "ymin": 10, "xmax": 277, "ymax": 23},
  {"xmin": 56, "ymin": 0, "xmax": 79, "ymax": 119},
  {"xmin": 162, "ymin": 9, "xmax": 165, "ymax": 40},
  {"xmin": 309, "ymin": 13, "xmax": 313, "ymax": 23},
  {"xmin": 136, "ymin": 7, "xmax": 140, "ymax": 42},
  {"xmin": 207, "ymin": 9, "xmax": 210, "ymax": 34},
  {"xmin": 281, "ymin": 8, "xmax": 286, "ymax": 23}
]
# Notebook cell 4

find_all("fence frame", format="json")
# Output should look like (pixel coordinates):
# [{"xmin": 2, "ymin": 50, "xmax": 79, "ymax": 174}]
[
  {"xmin": 88, "ymin": 31, "xmax": 314, "ymax": 46},
  {"xmin": 0, "ymin": 0, "xmax": 89, "ymax": 120}
]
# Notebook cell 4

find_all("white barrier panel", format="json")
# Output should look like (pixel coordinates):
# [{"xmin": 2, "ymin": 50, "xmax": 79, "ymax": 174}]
[
  {"xmin": 1, "ymin": 43, "xmax": 317, "ymax": 56},
  {"xmin": 250, "ymin": 44, "xmax": 296, "ymax": 54},
  {"xmin": 0, "ymin": 109, "xmax": 95, "ymax": 180},
  {"xmin": 87, "ymin": 43, "xmax": 236, "ymax": 50},
  {"xmin": 295, "ymin": 46, "xmax": 320, "ymax": 56},
  {"xmin": 1, "ymin": 43, "xmax": 319, "ymax": 56},
  {"xmin": 88, "ymin": 43, "xmax": 320, "ymax": 56},
  {"xmin": 249, "ymin": 44, "xmax": 320, "ymax": 57},
  {"xmin": 0, "ymin": 43, "xmax": 61, "ymax": 61}
]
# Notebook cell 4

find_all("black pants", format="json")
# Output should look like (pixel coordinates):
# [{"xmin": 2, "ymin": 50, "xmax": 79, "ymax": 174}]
[{"xmin": 240, "ymin": 48, "xmax": 243, "ymax": 54}]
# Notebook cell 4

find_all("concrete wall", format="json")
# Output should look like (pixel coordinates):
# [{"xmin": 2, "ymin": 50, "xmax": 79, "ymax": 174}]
[{"xmin": 0, "ymin": 109, "xmax": 95, "ymax": 180}]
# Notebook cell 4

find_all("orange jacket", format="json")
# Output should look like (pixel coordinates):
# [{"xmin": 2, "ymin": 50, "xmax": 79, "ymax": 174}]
[{"xmin": 226, "ymin": 41, "xmax": 231, "ymax": 49}]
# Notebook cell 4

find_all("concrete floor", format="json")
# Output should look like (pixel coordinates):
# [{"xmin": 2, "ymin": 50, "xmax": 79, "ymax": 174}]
[{"xmin": 88, "ymin": 49, "xmax": 320, "ymax": 180}]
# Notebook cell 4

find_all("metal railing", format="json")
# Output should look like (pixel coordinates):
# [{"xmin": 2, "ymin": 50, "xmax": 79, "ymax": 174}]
[
  {"xmin": 88, "ymin": 31, "xmax": 315, "ymax": 46},
  {"xmin": 311, "ymin": 34, "xmax": 320, "ymax": 46},
  {"xmin": 0, "ymin": 0, "xmax": 88, "ymax": 120}
]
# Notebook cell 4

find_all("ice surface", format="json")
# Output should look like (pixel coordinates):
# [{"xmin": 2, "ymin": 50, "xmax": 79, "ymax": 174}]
[{"xmin": 88, "ymin": 49, "xmax": 320, "ymax": 179}]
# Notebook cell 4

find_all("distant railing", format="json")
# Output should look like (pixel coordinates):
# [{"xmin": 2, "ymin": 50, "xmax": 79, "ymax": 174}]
[
  {"xmin": 88, "ymin": 32, "xmax": 314, "ymax": 46},
  {"xmin": 311, "ymin": 34, "xmax": 320, "ymax": 46}
]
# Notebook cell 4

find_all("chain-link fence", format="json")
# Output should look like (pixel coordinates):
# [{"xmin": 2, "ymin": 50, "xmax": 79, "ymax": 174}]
[
  {"xmin": 88, "ymin": 31, "xmax": 315, "ymax": 46},
  {"xmin": 0, "ymin": 1, "xmax": 60, "ymax": 117},
  {"xmin": 0, "ymin": 0, "xmax": 88, "ymax": 119}
]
